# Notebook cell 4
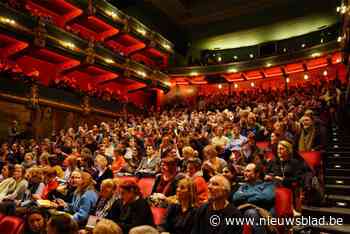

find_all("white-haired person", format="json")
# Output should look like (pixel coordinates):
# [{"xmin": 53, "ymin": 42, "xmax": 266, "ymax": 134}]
[{"xmin": 191, "ymin": 175, "xmax": 242, "ymax": 234}]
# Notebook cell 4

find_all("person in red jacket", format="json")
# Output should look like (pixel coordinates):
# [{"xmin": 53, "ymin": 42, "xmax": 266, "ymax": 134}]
[{"xmin": 186, "ymin": 158, "xmax": 208, "ymax": 205}]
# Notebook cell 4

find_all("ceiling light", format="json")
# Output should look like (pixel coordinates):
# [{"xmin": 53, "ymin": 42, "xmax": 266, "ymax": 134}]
[
  {"xmin": 283, "ymin": 48, "xmax": 287, "ymax": 52},
  {"xmin": 286, "ymin": 77, "xmax": 290, "ymax": 83},
  {"xmin": 234, "ymin": 83, "xmax": 238, "ymax": 88},
  {"xmin": 190, "ymin": 72, "xmax": 198, "ymax": 76},
  {"xmin": 163, "ymin": 44, "xmax": 171, "ymax": 50},
  {"xmin": 337, "ymin": 36, "xmax": 343, "ymax": 42},
  {"xmin": 323, "ymin": 70, "xmax": 328, "ymax": 76},
  {"xmin": 341, "ymin": 5, "xmax": 347, "ymax": 14},
  {"xmin": 233, "ymin": 55, "xmax": 238, "ymax": 60},
  {"xmin": 137, "ymin": 28, "xmax": 146, "ymax": 36},
  {"xmin": 266, "ymin": 63, "xmax": 272, "ymax": 67},
  {"xmin": 250, "ymin": 82, "xmax": 255, "ymax": 87},
  {"xmin": 218, "ymin": 56, "xmax": 222, "ymax": 62},
  {"xmin": 311, "ymin": 52, "xmax": 321, "ymax": 58},
  {"xmin": 0, "ymin": 17, "xmax": 16, "ymax": 25},
  {"xmin": 228, "ymin": 68, "xmax": 237, "ymax": 73},
  {"xmin": 104, "ymin": 58, "xmax": 114, "ymax": 64},
  {"xmin": 249, "ymin": 54, "xmax": 254, "ymax": 58},
  {"xmin": 137, "ymin": 70, "xmax": 146, "ymax": 77},
  {"xmin": 60, "ymin": 41, "xmax": 76, "ymax": 50},
  {"xmin": 304, "ymin": 74, "xmax": 309, "ymax": 80},
  {"xmin": 320, "ymin": 38, "xmax": 324, "ymax": 43},
  {"xmin": 218, "ymin": 84, "xmax": 222, "ymax": 89},
  {"xmin": 336, "ymin": 58, "xmax": 342, "ymax": 63},
  {"xmin": 106, "ymin": 10, "xmax": 118, "ymax": 20},
  {"xmin": 301, "ymin": 43, "xmax": 306, "ymax": 48}
]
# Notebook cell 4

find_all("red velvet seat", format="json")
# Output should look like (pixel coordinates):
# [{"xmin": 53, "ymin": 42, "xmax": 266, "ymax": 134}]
[
  {"xmin": 275, "ymin": 187, "xmax": 293, "ymax": 217},
  {"xmin": 0, "ymin": 216, "xmax": 24, "ymax": 234},
  {"xmin": 150, "ymin": 207, "xmax": 167, "ymax": 225},
  {"xmin": 256, "ymin": 141, "xmax": 269, "ymax": 150},
  {"xmin": 115, "ymin": 176, "xmax": 139, "ymax": 184},
  {"xmin": 299, "ymin": 151, "xmax": 321, "ymax": 172},
  {"xmin": 138, "ymin": 177, "xmax": 155, "ymax": 198}
]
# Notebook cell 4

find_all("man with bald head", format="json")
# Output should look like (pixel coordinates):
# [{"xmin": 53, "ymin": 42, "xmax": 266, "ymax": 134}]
[{"xmin": 191, "ymin": 175, "xmax": 242, "ymax": 234}]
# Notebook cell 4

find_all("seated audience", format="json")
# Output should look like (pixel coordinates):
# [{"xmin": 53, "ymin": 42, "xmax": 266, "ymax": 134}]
[
  {"xmin": 191, "ymin": 175, "xmax": 242, "ymax": 234},
  {"xmin": 24, "ymin": 208, "xmax": 47, "ymax": 234},
  {"xmin": 161, "ymin": 178, "xmax": 198, "ymax": 234},
  {"xmin": 108, "ymin": 180, "xmax": 154, "ymax": 233},
  {"xmin": 186, "ymin": 158, "xmax": 208, "ymax": 205},
  {"xmin": 135, "ymin": 143, "xmax": 160, "ymax": 176},
  {"xmin": 94, "ymin": 179, "xmax": 118, "ymax": 218},
  {"xmin": 92, "ymin": 219, "xmax": 123, "ymax": 234},
  {"xmin": 130, "ymin": 225, "xmax": 159, "ymax": 234},
  {"xmin": 93, "ymin": 155, "xmax": 113, "ymax": 191},
  {"xmin": 47, "ymin": 213, "xmax": 79, "ymax": 234},
  {"xmin": 202, "ymin": 145, "xmax": 227, "ymax": 180}
]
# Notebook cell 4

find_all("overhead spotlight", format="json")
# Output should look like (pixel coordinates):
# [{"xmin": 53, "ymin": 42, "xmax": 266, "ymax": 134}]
[
  {"xmin": 190, "ymin": 72, "xmax": 198, "ymax": 76},
  {"xmin": 301, "ymin": 43, "xmax": 306, "ymax": 48},
  {"xmin": 286, "ymin": 77, "xmax": 290, "ymax": 83},
  {"xmin": 233, "ymin": 55, "xmax": 238, "ymax": 60},
  {"xmin": 228, "ymin": 68, "xmax": 237, "ymax": 73},
  {"xmin": 136, "ymin": 28, "xmax": 146, "ymax": 36},
  {"xmin": 341, "ymin": 5, "xmax": 347, "ymax": 14},
  {"xmin": 137, "ymin": 70, "xmax": 147, "ymax": 77},
  {"xmin": 283, "ymin": 48, "xmax": 287, "ymax": 53},
  {"xmin": 104, "ymin": 58, "xmax": 114, "ymax": 64},
  {"xmin": 266, "ymin": 63, "xmax": 272, "ymax": 67},
  {"xmin": 311, "ymin": 52, "xmax": 321, "ymax": 58},
  {"xmin": 218, "ymin": 56, "xmax": 222, "ymax": 62},
  {"xmin": 234, "ymin": 83, "xmax": 238, "ymax": 88},
  {"xmin": 337, "ymin": 36, "xmax": 343, "ymax": 42},
  {"xmin": 218, "ymin": 84, "xmax": 222, "ymax": 89},
  {"xmin": 304, "ymin": 74, "xmax": 309, "ymax": 80},
  {"xmin": 320, "ymin": 38, "xmax": 324, "ymax": 43},
  {"xmin": 250, "ymin": 82, "xmax": 255, "ymax": 87},
  {"xmin": 249, "ymin": 54, "xmax": 254, "ymax": 58},
  {"xmin": 60, "ymin": 41, "xmax": 76, "ymax": 50},
  {"xmin": 323, "ymin": 70, "xmax": 328, "ymax": 76},
  {"xmin": 163, "ymin": 44, "xmax": 171, "ymax": 50}
]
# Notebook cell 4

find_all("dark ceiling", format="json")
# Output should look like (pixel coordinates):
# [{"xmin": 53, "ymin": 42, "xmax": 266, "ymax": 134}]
[{"xmin": 110, "ymin": 0, "xmax": 340, "ymax": 54}]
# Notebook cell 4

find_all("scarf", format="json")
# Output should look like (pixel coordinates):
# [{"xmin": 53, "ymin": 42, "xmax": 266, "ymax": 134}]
[{"xmin": 298, "ymin": 126, "xmax": 316, "ymax": 152}]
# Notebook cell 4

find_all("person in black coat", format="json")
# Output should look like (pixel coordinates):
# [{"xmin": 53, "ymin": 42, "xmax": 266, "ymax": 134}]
[
  {"xmin": 108, "ymin": 180, "xmax": 154, "ymax": 233},
  {"xmin": 93, "ymin": 154, "xmax": 113, "ymax": 191}
]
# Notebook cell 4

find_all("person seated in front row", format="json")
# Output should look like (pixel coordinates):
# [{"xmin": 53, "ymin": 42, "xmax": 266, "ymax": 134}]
[
  {"xmin": 186, "ymin": 158, "xmax": 208, "ymax": 205},
  {"xmin": 151, "ymin": 152, "xmax": 185, "ymax": 204},
  {"xmin": 232, "ymin": 163, "xmax": 275, "ymax": 234},
  {"xmin": 23, "ymin": 208, "xmax": 47, "ymax": 234},
  {"xmin": 54, "ymin": 171, "xmax": 98, "ymax": 226},
  {"xmin": 93, "ymin": 154, "xmax": 113, "ymax": 191},
  {"xmin": 191, "ymin": 175, "xmax": 242, "ymax": 234},
  {"xmin": 93, "ymin": 179, "xmax": 118, "ymax": 218},
  {"xmin": 160, "ymin": 178, "xmax": 198, "ymax": 234},
  {"xmin": 107, "ymin": 180, "xmax": 154, "ymax": 233},
  {"xmin": 46, "ymin": 213, "xmax": 79, "ymax": 234}
]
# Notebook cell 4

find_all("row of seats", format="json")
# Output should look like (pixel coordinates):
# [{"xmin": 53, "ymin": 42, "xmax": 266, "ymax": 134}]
[{"xmin": 0, "ymin": 214, "xmax": 24, "ymax": 234}]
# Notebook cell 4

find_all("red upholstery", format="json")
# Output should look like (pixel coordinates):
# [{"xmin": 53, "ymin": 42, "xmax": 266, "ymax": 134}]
[
  {"xmin": 299, "ymin": 151, "xmax": 321, "ymax": 172},
  {"xmin": 138, "ymin": 177, "xmax": 155, "ymax": 198},
  {"xmin": 256, "ymin": 141, "xmax": 269, "ymax": 150},
  {"xmin": 116, "ymin": 176, "xmax": 139, "ymax": 183},
  {"xmin": 243, "ymin": 224, "xmax": 252, "ymax": 234},
  {"xmin": 264, "ymin": 151, "xmax": 275, "ymax": 161},
  {"xmin": 0, "ymin": 213, "xmax": 5, "ymax": 222},
  {"xmin": 0, "ymin": 216, "xmax": 24, "ymax": 234},
  {"xmin": 150, "ymin": 207, "xmax": 167, "ymax": 225},
  {"xmin": 275, "ymin": 187, "xmax": 293, "ymax": 217}
]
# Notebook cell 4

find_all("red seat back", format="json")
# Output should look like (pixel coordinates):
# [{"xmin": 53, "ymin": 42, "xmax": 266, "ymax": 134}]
[
  {"xmin": 299, "ymin": 151, "xmax": 321, "ymax": 171},
  {"xmin": 115, "ymin": 176, "xmax": 139, "ymax": 183},
  {"xmin": 275, "ymin": 187, "xmax": 293, "ymax": 217},
  {"xmin": 256, "ymin": 141, "xmax": 269, "ymax": 150},
  {"xmin": 138, "ymin": 177, "xmax": 155, "ymax": 198},
  {"xmin": 243, "ymin": 224, "xmax": 252, "ymax": 234},
  {"xmin": 150, "ymin": 207, "xmax": 167, "ymax": 225},
  {"xmin": 0, "ymin": 216, "xmax": 24, "ymax": 234}
]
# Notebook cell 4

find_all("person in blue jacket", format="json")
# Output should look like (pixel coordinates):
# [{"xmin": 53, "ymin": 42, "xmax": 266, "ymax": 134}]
[
  {"xmin": 232, "ymin": 163, "xmax": 275, "ymax": 234},
  {"xmin": 55, "ymin": 170, "xmax": 98, "ymax": 226}
]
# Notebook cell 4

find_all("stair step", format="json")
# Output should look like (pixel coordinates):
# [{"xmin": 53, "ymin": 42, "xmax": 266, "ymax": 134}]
[
  {"xmin": 325, "ymin": 184, "xmax": 350, "ymax": 196},
  {"xmin": 327, "ymin": 195, "xmax": 350, "ymax": 208},
  {"xmin": 326, "ymin": 162, "xmax": 350, "ymax": 169},
  {"xmin": 326, "ymin": 151, "xmax": 350, "ymax": 156},
  {"xmin": 325, "ymin": 176, "xmax": 350, "ymax": 185},
  {"xmin": 302, "ymin": 206, "xmax": 350, "ymax": 224},
  {"xmin": 326, "ymin": 169, "xmax": 350, "ymax": 176}
]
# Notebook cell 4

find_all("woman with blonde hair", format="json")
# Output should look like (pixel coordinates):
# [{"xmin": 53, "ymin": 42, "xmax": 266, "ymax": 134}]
[
  {"xmin": 160, "ymin": 178, "xmax": 198, "ymax": 234},
  {"xmin": 202, "ymin": 145, "xmax": 227, "ymax": 180},
  {"xmin": 93, "ymin": 155, "xmax": 113, "ymax": 191},
  {"xmin": 55, "ymin": 171, "xmax": 98, "ymax": 225}
]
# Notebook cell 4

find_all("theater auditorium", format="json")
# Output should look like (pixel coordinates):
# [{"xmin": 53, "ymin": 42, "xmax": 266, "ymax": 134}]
[{"xmin": 0, "ymin": 0, "xmax": 348, "ymax": 233}]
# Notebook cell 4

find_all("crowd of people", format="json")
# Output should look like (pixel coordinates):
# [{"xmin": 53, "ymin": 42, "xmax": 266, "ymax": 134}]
[{"xmin": 0, "ymin": 78, "xmax": 346, "ymax": 234}]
